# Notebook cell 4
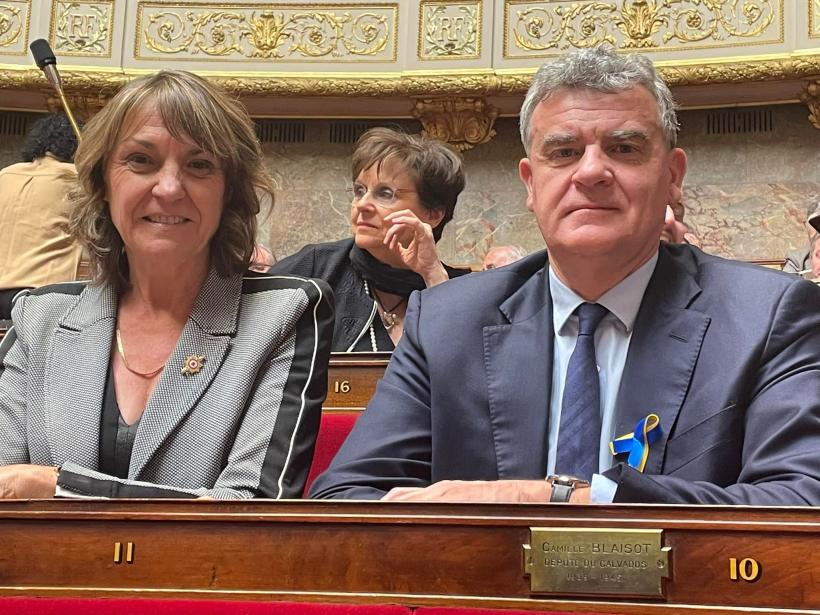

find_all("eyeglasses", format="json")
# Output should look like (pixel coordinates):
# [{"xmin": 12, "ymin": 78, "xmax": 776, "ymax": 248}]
[{"xmin": 350, "ymin": 182, "xmax": 417, "ymax": 209}]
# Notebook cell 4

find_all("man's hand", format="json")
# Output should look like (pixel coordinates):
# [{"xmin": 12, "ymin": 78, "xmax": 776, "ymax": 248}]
[
  {"xmin": 381, "ymin": 479, "xmax": 591, "ymax": 503},
  {"xmin": 0, "ymin": 464, "xmax": 58, "ymax": 499}
]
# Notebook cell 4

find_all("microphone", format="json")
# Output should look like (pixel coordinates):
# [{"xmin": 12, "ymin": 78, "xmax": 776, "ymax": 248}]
[{"xmin": 29, "ymin": 38, "xmax": 82, "ymax": 141}]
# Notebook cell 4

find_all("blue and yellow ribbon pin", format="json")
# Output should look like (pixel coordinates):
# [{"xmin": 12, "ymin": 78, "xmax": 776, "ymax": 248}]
[{"xmin": 609, "ymin": 414, "xmax": 662, "ymax": 473}]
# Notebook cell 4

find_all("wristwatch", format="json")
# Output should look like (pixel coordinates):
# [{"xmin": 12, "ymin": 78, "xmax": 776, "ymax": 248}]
[{"xmin": 546, "ymin": 475, "xmax": 590, "ymax": 502}]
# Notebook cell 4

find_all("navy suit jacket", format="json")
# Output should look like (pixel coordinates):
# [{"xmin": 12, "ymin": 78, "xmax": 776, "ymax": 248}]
[{"xmin": 310, "ymin": 244, "xmax": 820, "ymax": 504}]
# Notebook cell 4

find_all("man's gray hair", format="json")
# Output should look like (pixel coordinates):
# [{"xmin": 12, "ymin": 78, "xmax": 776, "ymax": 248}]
[{"xmin": 519, "ymin": 45, "xmax": 679, "ymax": 154}]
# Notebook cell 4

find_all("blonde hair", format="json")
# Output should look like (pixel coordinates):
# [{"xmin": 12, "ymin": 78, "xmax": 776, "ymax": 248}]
[{"xmin": 68, "ymin": 70, "xmax": 273, "ymax": 291}]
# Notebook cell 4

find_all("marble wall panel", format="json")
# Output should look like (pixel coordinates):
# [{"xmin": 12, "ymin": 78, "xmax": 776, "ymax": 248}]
[
  {"xmin": 0, "ymin": 103, "xmax": 814, "ymax": 269},
  {"xmin": 683, "ymin": 182, "xmax": 820, "ymax": 260}
]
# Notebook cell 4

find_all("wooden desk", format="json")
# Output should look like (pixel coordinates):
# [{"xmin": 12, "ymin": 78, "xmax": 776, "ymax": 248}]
[
  {"xmin": 0, "ymin": 500, "xmax": 818, "ymax": 614},
  {"xmin": 325, "ymin": 352, "xmax": 390, "ymax": 412}
]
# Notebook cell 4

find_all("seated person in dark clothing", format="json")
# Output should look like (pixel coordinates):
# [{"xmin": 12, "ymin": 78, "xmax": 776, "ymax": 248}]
[
  {"xmin": 810, "ymin": 236, "xmax": 820, "ymax": 282},
  {"xmin": 269, "ymin": 127, "xmax": 470, "ymax": 352},
  {"xmin": 783, "ymin": 202, "xmax": 819, "ymax": 274}
]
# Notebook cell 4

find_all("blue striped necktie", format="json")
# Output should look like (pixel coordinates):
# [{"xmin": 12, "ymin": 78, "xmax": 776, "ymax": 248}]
[{"xmin": 556, "ymin": 302, "xmax": 609, "ymax": 480}]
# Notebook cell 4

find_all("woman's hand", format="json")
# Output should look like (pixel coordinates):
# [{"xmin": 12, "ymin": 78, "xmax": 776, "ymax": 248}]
[
  {"xmin": 0, "ymin": 464, "xmax": 58, "ymax": 499},
  {"xmin": 383, "ymin": 209, "xmax": 449, "ymax": 287}
]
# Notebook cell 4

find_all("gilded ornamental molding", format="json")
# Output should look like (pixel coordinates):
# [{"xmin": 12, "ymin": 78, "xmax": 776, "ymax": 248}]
[
  {"xmin": 418, "ymin": 1, "xmax": 481, "ymax": 60},
  {"xmin": 504, "ymin": 0, "xmax": 782, "ymax": 57},
  {"xmin": 800, "ymin": 80, "xmax": 820, "ymax": 129},
  {"xmin": 811, "ymin": 0, "xmax": 820, "ymax": 38},
  {"xmin": 0, "ymin": 0, "xmax": 30, "ymax": 56},
  {"xmin": 46, "ymin": 92, "xmax": 110, "ymax": 120},
  {"xmin": 412, "ymin": 97, "xmax": 498, "ymax": 151},
  {"xmin": 2, "ymin": 54, "xmax": 820, "ymax": 96},
  {"xmin": 136, "ymin": 2, "xmax": 398, "ymax": 62}
]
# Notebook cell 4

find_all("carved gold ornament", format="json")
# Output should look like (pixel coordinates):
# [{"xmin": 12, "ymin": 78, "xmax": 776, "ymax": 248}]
[
  {"xmin": 52, "ymin": 1, "xmax": 114, "ymax": 56},
  {"xmin": 505, "ymin": 0, "xmax": 779, "ymax": 56},
  {"xmin": 419, "ymin": 1, "xmax": 481, "ymax": 60},
  {"xmin": 800, "ymin": 80, "xmax": 820, "ymax": 130},
  {"xmin": 1, "ymin": 52, "xmax": 820, "ymax": 98},
  {"xmin": 0, "ymin": 1, "xmax": 29, "ymax": 55},
  {"xmin": 412, "ymin": 97, "xmax": 498, "ymax": 151},
  {"xmin": 137, "ymin": 3, "xmax": 397, "ymax": 62},
  {"xmin": 46, "ymin": 92, "xmax": 110, "ymax": 120}
]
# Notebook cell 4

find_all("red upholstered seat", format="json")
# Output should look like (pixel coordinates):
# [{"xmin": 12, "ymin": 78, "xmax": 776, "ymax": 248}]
[{"xmin": 303, "ymin": 411, "xmax": 361, "ymax": 496}]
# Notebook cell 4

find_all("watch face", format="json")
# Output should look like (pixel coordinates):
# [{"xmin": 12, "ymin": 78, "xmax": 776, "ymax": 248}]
[{"xmin": 548, "ymin": 475, "xmax": 589, "ymax": 488}]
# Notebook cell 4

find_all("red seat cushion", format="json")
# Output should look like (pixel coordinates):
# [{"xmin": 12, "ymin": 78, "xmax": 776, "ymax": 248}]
[{"xmin": 303, "ymin": 411, "xmax": 360, "ymax": 496}]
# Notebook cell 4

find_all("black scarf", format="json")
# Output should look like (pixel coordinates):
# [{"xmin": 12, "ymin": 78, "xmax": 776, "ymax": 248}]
[{"xmin": 349, "ymin": 244, "xmax": 428, "ymax": 297}]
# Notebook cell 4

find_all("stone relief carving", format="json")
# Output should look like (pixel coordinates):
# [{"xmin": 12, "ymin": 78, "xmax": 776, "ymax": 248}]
[
  {"xmin": 505, "ymin": 0, "xmax": 779, "ymax": 56},
  {"xmin": 52, "ymin": 1, "xmax": 114, "ymax": 56},
  {"xmin": 419, "ymin": 1, "xmax": 481, "ymax": 59},
  {"xmin": 412, "ymin": 97, "xmax": 499, "ymax": 151},
  {"xmin": 137, "ymin": 3, "xmax": 397, "ymax": 61},
  {"xmin": 800, "ymin": 80, "xmax": 820, "ymax": 130}
]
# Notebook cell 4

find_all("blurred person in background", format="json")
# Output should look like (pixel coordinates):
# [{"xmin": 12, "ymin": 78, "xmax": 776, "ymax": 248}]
[
  {"xmin": 783, "ymin": 202, "xmax": 819, "ymax": 274},
  {"xmin": 269, "ymin": 127, "xmax": 469, "ymax": 352},
  {"xmin": 250, "ymin": 243, "xmax": 274, "ymax": 272},
  {"xmin": 0, "ymin": 114, "xmax": 84, "ymax": 319},
  {"xmin": 809, "ymin": 236, "xmax": 820, "ymax": 282},
  {"xmin": 482, "ymin": 245, "xmax": 527, "ymax": 270},
  {"xmin": 660, "ymin": 201, "xmax": 701, "ymax": 247}
]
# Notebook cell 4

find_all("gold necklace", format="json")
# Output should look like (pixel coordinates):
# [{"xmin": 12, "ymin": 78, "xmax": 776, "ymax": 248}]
[{"xmin": 115, "ymin": 328, "xmax": 166, "ymax": 379}]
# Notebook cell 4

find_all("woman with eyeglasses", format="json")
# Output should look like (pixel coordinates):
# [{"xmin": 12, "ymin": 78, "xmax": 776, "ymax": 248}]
[{"xmin": 269, "ymin": 127, "xmax": 469, "ymax": 352}]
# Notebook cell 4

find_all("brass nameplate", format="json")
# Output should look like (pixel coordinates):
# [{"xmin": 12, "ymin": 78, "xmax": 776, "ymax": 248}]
[{"xmin": 523, "ymin": 528, "xmax": 670, "ymax": 597}]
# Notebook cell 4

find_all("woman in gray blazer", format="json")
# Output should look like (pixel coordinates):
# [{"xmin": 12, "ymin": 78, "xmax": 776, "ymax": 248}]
[{"xmin": 0, "ymin": 70, "xmax": 333, "ymax": 499}]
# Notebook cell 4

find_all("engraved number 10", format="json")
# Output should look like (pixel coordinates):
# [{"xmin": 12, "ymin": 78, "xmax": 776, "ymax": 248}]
[{"xmin": 729, "ymin": 557, "xmax": 761, "ymax": 582}]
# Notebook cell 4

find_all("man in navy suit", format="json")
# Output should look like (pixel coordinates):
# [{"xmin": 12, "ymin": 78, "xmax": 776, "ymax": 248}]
[{"xmin": 310, "ymin": 46, "xmax": 820, "ymax": 505}]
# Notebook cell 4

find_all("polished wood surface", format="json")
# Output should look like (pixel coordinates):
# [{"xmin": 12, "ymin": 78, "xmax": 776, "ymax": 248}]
[
  {"xmin": 0, "ymin": 500, "xmax": 818, "ymax": 614},
  {"xmin": 325, "ymin": 352, "xmax": 390, "ymax": 412}
]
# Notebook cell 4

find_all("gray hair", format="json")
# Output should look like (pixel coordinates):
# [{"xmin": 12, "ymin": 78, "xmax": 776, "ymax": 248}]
[{"xmin": 519, "ymin": 46, "xmax": 679, "ymax": 154}]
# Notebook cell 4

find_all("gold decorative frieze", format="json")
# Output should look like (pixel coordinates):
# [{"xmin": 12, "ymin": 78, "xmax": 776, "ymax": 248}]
[
  {"xmin": 46, "ymin": 92, "xmax": 110, "ymax": 120},
  {"xmin": 51, "ymin": 1, "xmax": 115, "ymax": 57},
  {"xmin": 136, "ymin": 2, "xmax": 398, "ymax": 62},
  {"xmin": 412, "ymin": 97, "xmax": 498, "ymax": 151},
  {"xmin": 504, "ymin": 0, "xmax": 782, "ymax": 57},
  {"xmin": 800, "ymin": 80, "xmax": 820, "ymax": 130},
  {"xmin": 419, "ymin": 1, "xmax": 481, "ymax": 60},
  {"xmin": 0, "ymin": 1, "xmax": 30, "ymax": 56},
  {"xmin": 2, "ymin": 52, "xmax": 820, "ymax": 97}
]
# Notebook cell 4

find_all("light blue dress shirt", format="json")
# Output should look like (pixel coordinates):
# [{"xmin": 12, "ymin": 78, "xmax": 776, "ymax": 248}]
[{"xmin": 547, "ymin": 253, "xmax": 658, "ymax": 502}]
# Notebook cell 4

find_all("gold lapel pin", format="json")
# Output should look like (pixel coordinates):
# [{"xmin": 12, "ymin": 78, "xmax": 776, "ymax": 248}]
[{"xmin": 181, "ymin": 354, "xmax": 206, "ymax": 376}]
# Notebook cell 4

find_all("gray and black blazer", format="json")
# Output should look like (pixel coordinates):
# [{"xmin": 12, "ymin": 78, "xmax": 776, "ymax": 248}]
[{"xmin": 0, "ymin": 268, "xmax": 334, "ymax": 499}]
